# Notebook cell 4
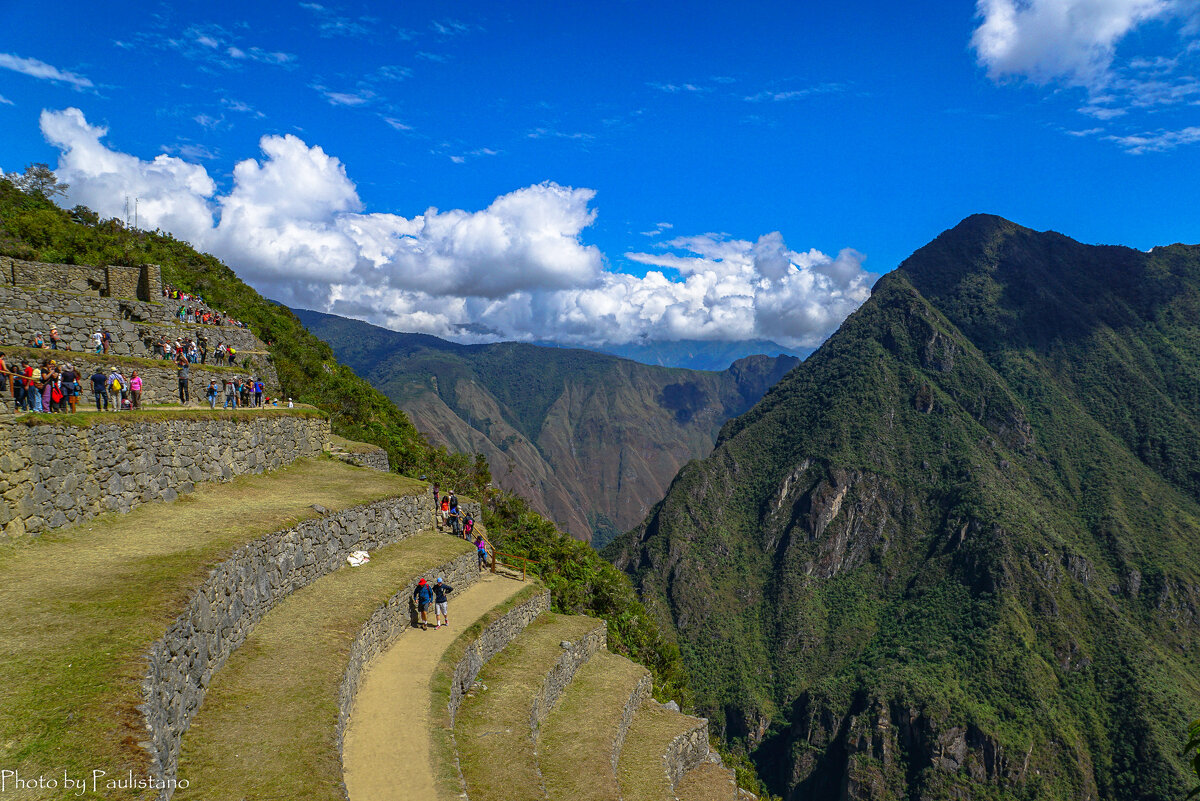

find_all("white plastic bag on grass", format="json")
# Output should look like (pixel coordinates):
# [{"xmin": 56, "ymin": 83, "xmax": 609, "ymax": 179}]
[{"xmin": 347, "ymin": 550, "xmax": 370, "ymax": 567}]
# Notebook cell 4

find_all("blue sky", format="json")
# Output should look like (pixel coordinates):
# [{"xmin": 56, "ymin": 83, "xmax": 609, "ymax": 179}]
[{"xmin": 1, "ymin": 0, "xmax": 1198, "ymax": 348}]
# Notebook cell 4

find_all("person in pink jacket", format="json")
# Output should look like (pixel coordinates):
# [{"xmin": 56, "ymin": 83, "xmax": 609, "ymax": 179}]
[{"xmin": 130, "ymin": 371, "xmax": 143, "ymax": 410}]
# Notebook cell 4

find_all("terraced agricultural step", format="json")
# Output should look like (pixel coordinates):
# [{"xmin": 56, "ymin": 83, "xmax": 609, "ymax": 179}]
[
  {"xmin": 539, "ymin": 650, "xmax": 651, "ymax": 801},
  {"xmin": 674, "ymin": 761, "xmax": 739, "ymax": 801},
  {"xmin": 617, "ymin": 703, "xmax": 711, "ymax": 801},
  {"xmin": 454, "ymin": 613, "xmax": 606, "ymax": 801},
  {"xmin": 0, "ymin": 458, "xmax": 417, "ymax": 798},
  {"xmin": 174, "ymin": 531, "xmax": 475, "ymax": 801}
]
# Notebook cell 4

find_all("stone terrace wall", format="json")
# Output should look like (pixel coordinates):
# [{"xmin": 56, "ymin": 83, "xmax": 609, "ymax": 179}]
[
  {"xmin": 141, "ymin": 492, "xmax": 437, "ymax": 797},
  {"xmin": 1, "ymin": 256, "xmax": 163, "ymax": 302},
  {"xmin": 446, "ymin": 589, "xmax": 553, "ymax": 726},
  {"xmin": 0, "ymin": 412, "xmax": 330, "ymax": 537},
  {"xmin": 0, "ymin": 348, "xmax": 280, "ymax": 409},
  {"xmin": 662, "ymin": 712, "xmax": 715, "ymax": 791},
  {"xmin": 0, "ymin": 284, "xmax": 267, "ymax": 362}
]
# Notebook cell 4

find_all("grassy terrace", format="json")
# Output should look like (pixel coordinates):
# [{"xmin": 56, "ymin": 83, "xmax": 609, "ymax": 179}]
[
  {"xmin": 0, "ymin": 458, "xmax": 421, "ymax": 800},
  {"xmin": 616, "ymin": 704, "xmax": 707, "ymax": 801},
  {"xmin": 175, "ymin": 530, "xmax": 473, "ymax": 801},
  {"xmin": 10, "ymin": 405, "xmax": 326, "ymax": 427},
  {"xmin": 453, "ymin": 613, "xmax": 603, "ymax": 801},
  {"xmin": 0, "ymin": 345, "xmax": 269, "ymax": 373}
]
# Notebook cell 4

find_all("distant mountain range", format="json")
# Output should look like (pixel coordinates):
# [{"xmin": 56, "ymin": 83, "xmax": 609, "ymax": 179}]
[
  {"xmin": 293, "ymin": 308, "xmax": 800, "ymax": 545},
  {"xmin": 607, "ymin": 215, "xmax": 1200, "ymax": 799},
  {"xmin": 534, "ymin": 339, "xmax": 811, "ymax": 371}
]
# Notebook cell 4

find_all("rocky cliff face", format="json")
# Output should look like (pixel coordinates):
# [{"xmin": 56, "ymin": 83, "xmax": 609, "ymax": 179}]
[
  {"xmin": 293, "ymin": 309, "xmax": 798, "ymax": 544},
  {"xmin": 607, "ymin": 215, "xmax": 1200, "ymax": 800}
]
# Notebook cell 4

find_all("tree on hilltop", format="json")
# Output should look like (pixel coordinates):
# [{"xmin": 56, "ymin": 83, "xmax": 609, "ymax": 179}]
[{"xmin": 6, "ymin": 163, "xmax": 69, "ymax": 199}]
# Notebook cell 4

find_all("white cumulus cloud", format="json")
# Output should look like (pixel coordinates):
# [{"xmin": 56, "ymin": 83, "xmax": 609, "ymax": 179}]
[
  {"xmin": 37, "ymin": 107, "xmax": 872, "ymax": 350},
  {"xmin": 972, "ymin": 0, "xmax": 1174, "ymax": 86}
]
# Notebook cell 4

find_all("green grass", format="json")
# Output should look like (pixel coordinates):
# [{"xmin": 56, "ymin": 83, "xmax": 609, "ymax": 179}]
[
  {"xmin": 453, "ymin": 613, "xmax": 603, "ymax": 801},
  {"xmin": 174, "ymin": 530, "xmax": 473, "ymax": 801},
  {"xmin": 428, "ymin": 583, "xmax": 544, "ymax": 801},
  {"xmin": 539, "ymin": 650, "xmax": 649, "ymax": 801},
  {"xmin": 616, "ymin": 704, "xmax": 706, "ymax": 801},
  {"xmin": 0, "ymin": 458, "xmax": 422, "ymax": 800}
]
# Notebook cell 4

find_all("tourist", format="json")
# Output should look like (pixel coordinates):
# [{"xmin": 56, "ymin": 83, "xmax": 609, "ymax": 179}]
[
  {"xmin": 412, "ymin": 578, "xmax": 434, "ymax": 630},
  {"xmin": 475, "ymin": 535, "xmax": 489, "ymax": 572},
  {"xmin": 28, "ymin": 362, "xmax": 43, "ymax": 412},
  {"xmin": 439, "ymin": 495, "xmax": 450, "ymax": 528},
  {"xmin": 432, "ymin": 577, "xmax": 453, "ymax": 629},
  {"xmin": 254, "ymin": 377, "xmax": 263, "ymax": 407},
  {"xmin": 49, "ymin": 326, "xmax": 59, "ymax": 350},
  {"xmin": 90, "ymin": 367, "xmax": 108, "ymax": 411},
  {"xmin": 223, "ymin": 377, "xmax": 236, "ymax": 409},
  {"xmin": 239, "ymin": 377, "xmax": 250, "ymax": 408},
  {"xmin": 32, "ymin": 333, "xmax": 45, "ymax": 349},
  {"xmin": 463, "ymin": 514, "xmax": 474, "ymax": 541},
  {"xmin": 0, "ymin": 352, "xmax": 8, "ymax": 412},
  {"xmin": 130, "ymin": 370, "xmax": 143, "ymax": 410},
  {"xmin": 176, "ymin": 358, "xmax": 190, "ymax": 404},
  {"xmin": 101, "ymin": 330, "xmax": 112, "ymax": 355},
  {"xmin": 11, "ymin": 360, "xmax": 24, "ymax": 412},
  {"xmin": 108, "ymin": 367, "xmax": 127, "ymax": 410},
  {"xmin": 92, "ymin": 331, "xmax": 103, "ymax": 354},
  {"xmin": 206, "ymin": 379, "xmax": 219, "ymax": 409},
  {"xmin": 60, "ymin": 362, "xmax": 79, "ymax": 413}
]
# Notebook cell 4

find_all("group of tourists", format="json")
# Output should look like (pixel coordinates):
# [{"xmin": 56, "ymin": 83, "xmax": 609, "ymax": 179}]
[
  {"xmin": 162, "ymin": 285, "xmax": 247, "ymax": 329},
  {"xmin": 28, "ymin": 327, "xmax": 72, "ymax": 351},
  {"xmin": 154, "ymin": 335, "xmax": 239, "ymax": 366},
  {"xmin": 203, "ymin": 375, "xmax": 268, "ymax": 409},
  {"xmin": 409, "ymin": 486, "xmax": 490, "ymax": 630},
  {"xmin": 0, "ymin": 352, "xmax": 147, "ymax": 413}
]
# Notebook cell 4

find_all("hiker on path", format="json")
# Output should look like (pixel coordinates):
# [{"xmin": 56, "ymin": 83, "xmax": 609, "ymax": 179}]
[
  {"xmin": 223, "ymin": 377, "xmax": 237, "ymax": 409},
  {"xmin": 463, "ymin": 514, "xmax": 474, "ymax": 541},
  {"xmin": 439, "ymin": 495, "xmax": 450, "ymax": 528},
  {"xmin": 109, "ymin": 367, "xmax": 128, "ymax": 409},
  {"xmin": 432, "ymin": 577, "xmax": 453, "ymax": 629},
  {"xmin": 413, "ymin": 578, "xmax": 434, "ymax": 630},
  {"xmin": 90, "ymin": 367, "xmax": 109, "ymax": 411},
  {"xmin": 61, "ymin": 363, "xmax": 80, "ymax": 413},
  {"xmin": 475, "ymin": 535, "xmax": 488, "ymax": 572},
  {"xmin": 206, "ymin": 379, "xmax": 219, "ymax": 409}
]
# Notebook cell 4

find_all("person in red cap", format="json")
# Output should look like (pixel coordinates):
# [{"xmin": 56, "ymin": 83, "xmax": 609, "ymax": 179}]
[{"xmin": 412, "ymin": 578, "xmax": 434, "ymax": 630}]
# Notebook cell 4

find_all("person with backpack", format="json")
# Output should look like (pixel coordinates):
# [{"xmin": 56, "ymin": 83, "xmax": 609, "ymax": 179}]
[
  {"xmin": 463, "ymin": 514, "xmax": 474, "ymax": 541},
  {"xmin": 90, "ymin": 367, "xmax": 108, "ymax": 411},
  {"xmin": 223, "ymin": 377, "xmax": 237, "ymax": 409},
  {"xmin": 108, "ymin": 368, "xmax": 127, "ymax": 409},
  {"xmin": 60, "ymin": 362, "xmax": 80, "ymax": 413},
  {"xmin": 206, "ymin": 379, "xmax": 219, "ymax": 409},
  {"xmin": 432, "ymin": 577, "xmax": 453, "ymax": 629},
  {"xmin": 475, "ymin": 535, "xmax": 489, "ymax": 572},
  {"xmin": 412, "ymin": 578, "xmax": 434, "ymax": 630}
]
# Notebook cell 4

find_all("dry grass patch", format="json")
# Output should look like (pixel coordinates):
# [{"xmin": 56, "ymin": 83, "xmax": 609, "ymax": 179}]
[
  {"xmin": 14, "ymin": 405, "xmax": 325, "ymax": 427},
  {"xmin": 672, "ymin": 761, "xmax": 737, "ymax": 801},
  {"xmin": 539, "ymin": 651, "xmax": 649, "ymax": 801},
  {"xmin": 616, "ymin": 704, "xmax": 707, "ymax": 801},
  {"xmin": 174, "ymin": 530, "xmax": 472, "ymax": 801},
  {"xmin": 454, "ymin": 614, "xmax": 602, "ymax": 801},
  {"xmin": 0, "ymin": 458, "xmax": 421, "ymax": 800}
]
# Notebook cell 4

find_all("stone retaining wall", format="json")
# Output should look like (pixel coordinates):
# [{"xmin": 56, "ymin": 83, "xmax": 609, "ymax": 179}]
[
  {"xmin": 0, "ymin": 284, "xmax": 266, "ymax": 360},
  {"xmin": 446, "ymin": 589, "xmax": 552, "ymax": 726},
  {"xmin": 662, "ymin": 711, "xmax": 714, "ymax": 791},
  {"xmin": 1, "ymin": 256, "xmax": 161, "ymax": 301},
  {"xmin": 344, "ymin": 447, "xmax": 389, "ymax": 472},
  {"xmin": 140, "ymin": 492, "xmax": 436, "ymax": 798},
  {"xmin": 612, "ymin": 673, "xmax": 653, "ymax": 773},
  {"xmin": 529, "ymin": 620, "xmax": 607, "ymax": 738},
  {"xmin": 0, "ymin": 412, "xmax": 330, "ymax": 537}
]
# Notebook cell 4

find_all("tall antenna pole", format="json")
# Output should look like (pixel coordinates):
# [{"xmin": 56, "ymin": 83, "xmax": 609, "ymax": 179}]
[
  {"xmin": 134, "ymin": 197, "xmax": 139, "ymax": 230},
  {"xmin": 123, "ymin": 195, "xmax": 130, "ymax": 227}
]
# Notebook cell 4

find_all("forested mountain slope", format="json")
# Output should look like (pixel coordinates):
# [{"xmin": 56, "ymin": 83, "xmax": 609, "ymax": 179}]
[
  {"xmin": 606, "ymin": 214, "xmax": 1200, "ymax": 800},
  {"xmin": 295, "ymin": 308, "xmax": 798, "ymax": 545}
]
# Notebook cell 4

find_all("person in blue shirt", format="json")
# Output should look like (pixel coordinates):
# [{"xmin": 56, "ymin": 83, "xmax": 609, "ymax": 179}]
[
  {"xmin": 412, "ymin": 578, "xmax": 434, "ymax": 630},
  {"xmin": 432, "ymin": 577, "xmax": 453, "ymax": 629}
]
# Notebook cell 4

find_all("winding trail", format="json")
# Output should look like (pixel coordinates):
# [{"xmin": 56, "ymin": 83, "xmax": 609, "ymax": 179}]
[{"xmin": 342, "ymin": 572, "xmax": 526, "ymax": 801}]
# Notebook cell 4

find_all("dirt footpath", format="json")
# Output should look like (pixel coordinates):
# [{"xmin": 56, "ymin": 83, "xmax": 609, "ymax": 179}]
[{"xmin": 342, "ymin": 574, "xmax": 526, "ymax": 801}]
